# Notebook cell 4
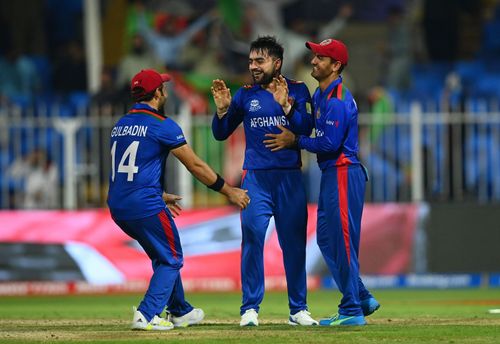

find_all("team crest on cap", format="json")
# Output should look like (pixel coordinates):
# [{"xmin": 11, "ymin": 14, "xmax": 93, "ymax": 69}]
[
  {"xmin": 320, "ymin": 39, "xmax": 332, "ymax": 46},
  {"xmin": 249, "ymin": 99, "xmax": 261, "ymax": 112}
]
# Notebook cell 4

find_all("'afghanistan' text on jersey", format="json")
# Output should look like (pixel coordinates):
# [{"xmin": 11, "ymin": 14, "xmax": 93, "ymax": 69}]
[{"xmin": 212, "ymin": 78, "xmax": 312, "ymax": 170}]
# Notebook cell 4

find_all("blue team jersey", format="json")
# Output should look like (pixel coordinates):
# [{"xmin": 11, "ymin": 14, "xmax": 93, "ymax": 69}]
[
  {"xmin": 212, "ymin": 78, "xmax": 311, "ymax": 170},
  {"xmin": 295, "ymin": 76, "xmax": 361, "ymax": 170},
  {"xmin": 107, "ymin": 103, "xmax": 187, "ymax": 220}
]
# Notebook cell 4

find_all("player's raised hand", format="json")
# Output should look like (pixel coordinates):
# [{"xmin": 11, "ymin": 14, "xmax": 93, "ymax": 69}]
[
  {"xmin": 269, "ymin": 75, "xmax": 292, "ymax": 114},
  {"xmin": 211, "ymin": 79, "xmax": 232, "ymax": 118},
  {"xmin": 162, "ymin": 192, "xmax": 183, "ymax": 217},
  {"xmin": 263, "ymin": 125, "xmax": 296, "ymax": 151}
]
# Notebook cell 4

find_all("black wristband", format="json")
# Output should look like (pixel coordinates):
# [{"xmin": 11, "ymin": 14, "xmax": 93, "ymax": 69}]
[{"xmin": 208, "ymin": 173, "xmax": 225, "ymax": 192}]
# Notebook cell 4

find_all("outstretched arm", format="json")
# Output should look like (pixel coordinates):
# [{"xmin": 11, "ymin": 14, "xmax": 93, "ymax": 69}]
[
  {"xmin": 264, "ymin": 102, "xmax": 347, "ymax": 154},
  {"xmin": 171, "ymin": 144, "xmax": 250, "ymax": 209},
  {"xmin": 263, "ymin": 124, "xmax": 297, "ymax": 151}
]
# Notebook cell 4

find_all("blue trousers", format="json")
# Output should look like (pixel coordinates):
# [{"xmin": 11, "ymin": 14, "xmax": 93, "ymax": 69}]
[
  {"xmin": 240, "ymin": 169, "xmax": 308, "ymax": 315},
  {"xmin": 317, "ymin": 165, "xmax": 373, "ymax": 316},
  {"xmin": 112, "ymin": 208, "xmax": 193, "ymax": 321}
]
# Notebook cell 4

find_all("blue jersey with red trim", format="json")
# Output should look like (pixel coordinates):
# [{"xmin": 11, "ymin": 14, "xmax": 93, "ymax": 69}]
[
  {"xmin": 296, "ymin": 76, "xmax": 360, "ymax": 170},
  {"xmin": 212, "ymin": 78, "xmax": 311, "ymax": 170},
  {"xmin": 107, "ymin": 103, "xmax": 187, "ymax": 220}
]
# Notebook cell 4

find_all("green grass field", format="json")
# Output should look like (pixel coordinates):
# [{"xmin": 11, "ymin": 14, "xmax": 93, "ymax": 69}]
[{"xmin": 1, "ymin": 289, "xmax": 500, "ymax": 343}]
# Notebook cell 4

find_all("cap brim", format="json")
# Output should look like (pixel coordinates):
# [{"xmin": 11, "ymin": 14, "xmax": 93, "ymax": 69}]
[
  {"xmin": 160, "ymin": 73, "xmax": 171, "ymax": 82},
  {"xmin": 305, "ymin": 41, "xmax": 327, "ymax": 56}
]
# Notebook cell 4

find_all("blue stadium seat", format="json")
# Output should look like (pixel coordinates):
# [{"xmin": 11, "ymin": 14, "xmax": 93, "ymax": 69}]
[
  {"xmin": 411, "ymin": 73, "xmax": 444, "ymax": 98},
  {"xmin": 411, "ymin": 62, "xmax": 451, "ymax": 95},
  {"xmin": 464, "ymin": 122, "xmax": 500, "ymax": 199},
  {"xmin": 68, "ymin": 91, "xmax": 90, "ymax": 112},
  {"xmin": 409, "ymin": 62, "xmax": 455, "ymax": 114},
  {"xmin": 28, "ymin": 55, "xmax": 52, "ymax": 93},
  {"xmin": 56, "ymin": 103, "xmax": 77, "ymax": 117},
  {"xmin": 393, "ymin": 94, "xmax": 411, "ymax": 114},
  {"xmin": 365, "ymin": 153, "xmax": 403, "ymax": 202},
  {"xmin": 466, "ymin": 97, "xmax": 489, "ymax": 113},
  {"xmin": 454, "ymin": 60, "xmax": 484, "ymax": 85},
  {"xmin": 8, "ymin": 95, "xmax": 30, "ymax": 109},
  {"xmin": 472, "ymin": 75, "xmax": 500, "ymax": 98}
]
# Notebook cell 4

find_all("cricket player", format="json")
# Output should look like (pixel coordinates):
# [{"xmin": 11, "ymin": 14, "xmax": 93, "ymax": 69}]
[
  {"xmin": 107, "ymin": 69, "xmax": 250, "ymax": 330},
  {"xmin": 211, "ymin": 36, "xmax": 318, "ymax": 326},
  {"xmin": 264, "ymin": 39, "xmax": 380, "ymax": 326}
]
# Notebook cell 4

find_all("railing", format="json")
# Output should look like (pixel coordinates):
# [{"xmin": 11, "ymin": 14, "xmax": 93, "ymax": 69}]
[
  {"xmin": 359, "ymin": 102, "xmax": 500, "ymax": 203},
  {"xmin": 1, "ymin": 101, "xmax": 499, "ymax": 209}
]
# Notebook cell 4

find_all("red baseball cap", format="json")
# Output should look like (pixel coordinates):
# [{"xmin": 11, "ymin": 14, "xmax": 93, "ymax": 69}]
[
  {"xmin": 305, "ymin": 39, "xmax": 348, "ymax": 65},
  {"xmin": 130, "ymin": 69, "xmax": 171, "ymax": 100}
]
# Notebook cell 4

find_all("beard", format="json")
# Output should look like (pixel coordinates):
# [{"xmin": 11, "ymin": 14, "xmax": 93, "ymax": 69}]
[
  {"xmin": 311, "ymin": 66, "xmax": 332, "ymax": 82},
  {"xmin": 157, "ymin": 103, "xmax": 165, "ymax": 115},
  {"xmin": 157, "ymin": 95, "xmax": 167, "ymax": 115},
  {"xmin": 310, "ymin": 66, "xmax": 321, "ymax": 81},
  {"xmin": 252, "ymin": 68, "xmax": 277, "ymax": 85}
]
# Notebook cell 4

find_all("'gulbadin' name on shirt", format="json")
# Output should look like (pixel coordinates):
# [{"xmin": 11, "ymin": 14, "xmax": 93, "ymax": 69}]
[
  {"xmin": 111, "ymin": 125, "xmax": 148, "ymax": 137},
  {"xmin": 250, "ymin": 115, "xmax": 289, "ymax": 128}
]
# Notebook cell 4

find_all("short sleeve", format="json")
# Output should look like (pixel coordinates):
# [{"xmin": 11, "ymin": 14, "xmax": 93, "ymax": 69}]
[{"xmin": 157, "ymin": 118, "xmax": 187, "ymax": 149}]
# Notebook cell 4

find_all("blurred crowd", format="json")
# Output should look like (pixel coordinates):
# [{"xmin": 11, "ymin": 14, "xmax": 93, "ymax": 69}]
[
  {"xmin": 1, "ymin": 0, "xmax": 500, "ymax": 209},
  {"xmin": 0, "ymin": 0, "xmax": 498, "ymax": 115}
]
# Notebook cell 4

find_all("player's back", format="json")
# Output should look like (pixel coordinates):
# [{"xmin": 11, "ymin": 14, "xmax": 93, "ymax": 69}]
[{"xmin": 107, "ymin": 104, "xmax": 186, "ymax": 220}]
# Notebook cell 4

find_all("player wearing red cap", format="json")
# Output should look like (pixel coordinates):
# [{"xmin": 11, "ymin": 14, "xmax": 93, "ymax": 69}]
[
  {"xmin": 264, "ymin": 39, "xmax": 380, "ymax": 326},
  {"xmin": 108, "ymin": 69, "xmax": 250, "ymax": 330}
]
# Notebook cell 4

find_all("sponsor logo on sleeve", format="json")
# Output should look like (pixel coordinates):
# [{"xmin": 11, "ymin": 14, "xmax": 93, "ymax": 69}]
[{"xmin": 325, "ymin": 120, "xmax": 339, "ymax": 127}]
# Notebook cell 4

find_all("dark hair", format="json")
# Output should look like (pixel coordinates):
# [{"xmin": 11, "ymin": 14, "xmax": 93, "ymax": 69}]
[
  {"xmin": 131, "ymin": 87, "xmax": 156, "ymax": 102},
  {"xmin": 250, "ymin": 36, "xmax": 284, "ymax": 61}
]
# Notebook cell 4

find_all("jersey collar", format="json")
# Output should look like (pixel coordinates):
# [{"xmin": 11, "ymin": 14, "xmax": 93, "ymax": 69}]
[
  {"xmin": 130, "ymin": 103, "xmax": 162, "ymax": 116},
  {"xmin": 321, "ymin": 75, "xmax": 343, "ymax": 98}
]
